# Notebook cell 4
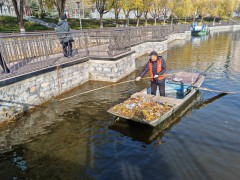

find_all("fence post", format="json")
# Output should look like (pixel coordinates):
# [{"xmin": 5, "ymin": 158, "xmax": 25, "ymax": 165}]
[
  {"xmin": 129, "ymin": 27, "xmax": 132, "ymax": 47},
  {"xmin": 43, "ymin": 34, "xmax": 50, "ymax": 65},
  {"xmin": 128, "ymin": 29, "xmax": 131, "ymax": 51},
  {"xmin": 83, "ymin": 31, "xmax": 89, "ymax": 57},
  {"xmin": 0, "ymin": 39, "xmax": 11, "ymax": 74},
  {"xmin": 0, "ymin": 39, "xmax": 10, "ymax": 65},
  {"xmin": 109, "ymin": 30, "xmax": 113, "ymax": 58}
]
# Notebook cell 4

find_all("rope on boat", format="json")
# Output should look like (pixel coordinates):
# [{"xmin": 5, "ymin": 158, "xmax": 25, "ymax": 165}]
[{"xmin": 58, "ymin": 74, "xmax": 173, "ymax": 102}]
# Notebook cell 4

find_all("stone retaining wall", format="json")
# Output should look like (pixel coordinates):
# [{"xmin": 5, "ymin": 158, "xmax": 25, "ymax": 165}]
[
  {"xmin": 132, "ymin": 33, "xmax": 188, "ymax": 58},
  {"xmin": 209, "ymin": 25, "xmax": 240, "ymax": 32},
  {"xmin": 89, "ymin": 52, "xmax": 136, "ymax": 82},
  {"xmin": 0, "ymin": 61, "xmax": 89, "ymax": 121}
]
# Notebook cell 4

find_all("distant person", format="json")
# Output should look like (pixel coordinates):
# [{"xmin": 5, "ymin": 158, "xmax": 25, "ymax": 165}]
[
  {"xmin": 0, "ymin": 52, "xmax": 10, "ymax": 73},
  {"xmin": 56, "ymin": 14, "xmax": 74, "ymax": 57},
  {"xmin": 136, "ymin": 51, "xmax": 166, "ymax": 96}
]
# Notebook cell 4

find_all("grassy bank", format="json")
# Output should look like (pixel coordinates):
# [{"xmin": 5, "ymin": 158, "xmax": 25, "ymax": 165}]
[
  {"xmin": 0, "ymin": 16, "xmax": 166, "ymax": 32},
  {"xmin": 0, "ymin": 16, "xmax": 235, "ymax": 32}
]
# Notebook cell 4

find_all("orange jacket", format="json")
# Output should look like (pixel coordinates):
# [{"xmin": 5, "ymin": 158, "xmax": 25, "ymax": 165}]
[{"xmin": 148, "ymin": 58, "xmax": 166, "ymax": 81}]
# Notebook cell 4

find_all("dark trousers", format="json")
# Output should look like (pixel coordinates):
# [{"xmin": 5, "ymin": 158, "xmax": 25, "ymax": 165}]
[
  {"xmin": 0, "ymin": 52, "xmax": 10, "ymax": 73},
  {"xmin": 62, "ymin": 41, "xmax": 72, "ymax": 57},
  {"xmin": 151, "ymin": 79, "xmax": 165, "ymax": 96}
]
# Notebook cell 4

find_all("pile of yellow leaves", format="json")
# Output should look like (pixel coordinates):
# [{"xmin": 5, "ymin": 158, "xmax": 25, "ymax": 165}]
[{"xmin": 111, "ymin": 96, "xmax": 171, "ymax": 121}]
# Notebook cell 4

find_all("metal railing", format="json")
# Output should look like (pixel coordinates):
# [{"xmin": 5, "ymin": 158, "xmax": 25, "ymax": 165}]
[
  {"xmin": 0, "ymin": 22, "xmax": 239, "ymax": 81},
  {"xmin": 0, "ymin": 31, "xmax": 88, "ymax": 80}
]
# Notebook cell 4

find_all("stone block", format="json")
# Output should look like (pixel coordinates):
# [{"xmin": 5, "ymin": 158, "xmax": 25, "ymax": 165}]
[
  {"xmin": 103, "ymin": 67, "xmax": 111, "ymax": 73},
  {"xmin": 28, "ymin": 95, "xmax": 40, "ymax": 105},
  {"xmin": 41, "ymin": 82, "xmax": 49, "ymax": 88},
  {"xmin": 30, "ymin": 86, "xmax": 38, "ymax": 94},
  {"xmin": 96, "ymin": 67, "xmax": 103, "ymax": 72}
]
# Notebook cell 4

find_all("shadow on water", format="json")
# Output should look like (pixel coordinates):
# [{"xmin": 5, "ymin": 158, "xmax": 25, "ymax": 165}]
[
  {"xmin": 109, "ymin": 92, "xmax": 228, "ymax": 144},
  {"xmin": 195, "ymin": 93, "xmax": 227, "ymax": 109}
]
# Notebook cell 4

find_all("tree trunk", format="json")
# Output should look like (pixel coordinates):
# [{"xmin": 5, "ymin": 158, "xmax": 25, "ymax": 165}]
[
  {"xmin": 171, "ymin": 17, "xmax": 173, "ymax": 25},
  {"xmin": 213, "ymin": 17, "xmax": 216, "ymax": 26},
  {"xmin": 19, "ymin": 0, "xmax": 24, "ymax": 32},
  {"xmin": 193, "ymin": 10, "xmax": 197, "ymax": 23},
  {"xmin": 125, "ymin": 16, "xmax": 129, "ymax": 26},
  {"xmin": 163, "ymin": 8, "xmax": 167, "ymax": 25},
  {"xmin": 124, "ymin": 12, "xmax": 130, "ymax": 27},
  {"xmin": 54, "ymin": 0, "xmax": 66, "ymax": 18},
  {"xmin": 185, "ymin": 17, "xmax": 187, "ymax": 23},
  {"xmin": 154, "ymin": 17, "xmax": 157, "ymax": 26},
  {"xmin": 12, "ymin": 0, "xmax": 25, "ymax": 32},
  {"xmin": 38, "ymin": 0, "xmax": 44, "ymax": 18},
  {"xmin": 115, "ymin": 12, "xmax": 119, "ymax": 27},
  {"xmin": 100, "ymin": 13, "xmax": 103, "ymax": 28},
  {"xmin": 193, "ymin": 13, "xmax": 196, "ymax": 23},
  {"xmin": 144, "ymin": 11, "xmax": 148, "ymax": 26},
  {"xmin": 136, "ymin": 18, "xmax": 140, "ymax": 26},
  {"xmin": 201, "ymin": 15, "xmax": 204, "ymax": 22},
  {"xmin": 0, "ymin": 3, "xmax": 3, "ymax": 14},
  {"xmin": 7, "ymin": 5, "xmax": 11, "ymax": 14}
]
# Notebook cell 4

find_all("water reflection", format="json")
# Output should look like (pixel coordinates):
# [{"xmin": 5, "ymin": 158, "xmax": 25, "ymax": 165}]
[{"xmin": 191, "ymin": 34, "xmax": 209, "ymax": 46}]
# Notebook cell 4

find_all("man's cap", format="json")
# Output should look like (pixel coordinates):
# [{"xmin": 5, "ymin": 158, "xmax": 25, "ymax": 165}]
[
  {"xmin": 149, "ymin": 51, "xmax": 158, "ymax": 56},
  {"xmin": 61, "ymin": 14, "xmax": 67, "ymax": 20}
]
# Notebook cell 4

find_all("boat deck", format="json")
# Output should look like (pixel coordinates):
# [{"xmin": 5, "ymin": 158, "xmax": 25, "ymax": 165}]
[
  {"xmin": 131, "ymin": 93, "xmax": 183, "ymax": 107},
  {"xmin": 107, "ymin": 72, "xmax": 205, "ymax": 127}
]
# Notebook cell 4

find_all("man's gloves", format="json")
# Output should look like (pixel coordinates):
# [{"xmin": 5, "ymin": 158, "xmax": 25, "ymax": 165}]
[
  {"xmin": 136, "ymin": 75, "xmax": 158, "ymax": 81},
  {"xmin": 136, "ymin": 77, "xmax": 141, "ymax": 81}
]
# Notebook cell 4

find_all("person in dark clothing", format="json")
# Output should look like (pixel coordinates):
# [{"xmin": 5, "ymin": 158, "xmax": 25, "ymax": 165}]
[
  {"xmin": 56, "ymin": 14, "xmax": 74, "ymax": 57},
  {"xmin": 136, "ymin": 51, "xmax": 166, "ymax": 96},
  {"xmin": 0, "ymin": 52, "xmax": 10, "ymax": 73}
]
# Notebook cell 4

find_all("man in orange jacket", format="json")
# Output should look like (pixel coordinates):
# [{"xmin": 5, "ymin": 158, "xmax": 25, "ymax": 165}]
[{"xmin": 136, "ymin": 51, "xmax": 166, "ymax": 96}]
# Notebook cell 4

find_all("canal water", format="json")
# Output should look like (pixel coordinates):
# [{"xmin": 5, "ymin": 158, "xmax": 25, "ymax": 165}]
[{"xmin": 0, "ymin": 31, "xmax": 240, "ymax": 180}]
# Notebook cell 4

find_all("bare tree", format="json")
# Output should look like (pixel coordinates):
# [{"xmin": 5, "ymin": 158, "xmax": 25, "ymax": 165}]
[
  {"xmin": 134, "ymin": 9, "xmax": 142, "ymax": 26},
  {"xmin": 38, "ymin": 0, "xmax": 44, "ymax": 18},
  {"xmin": 123, "ymin": 10, "xmax": 130, "ymax": 26},
  {"xmin": 53, "ymin": 0, "xmax": 66, "ymax": 18},
  {"xmin": 122, "ymin": 0, "xmax": 132, "ymax": 27},
  {"xmin": 1, "ymin": 0, "xmax": 12, "ymax": 15},
  {"xmin": 6, "ymin": 1, "xmax": 11, "ymax": 14},
  {"xmin": 162, "ymin": 7, "xmax": 170, "ymax": 25},
  {"xmin": 12, "ymin": 0, "xmax": 25, "ymax": 32},
  {"xmin": 95, "ymin": 0, "xmax": 113, "ymax": 28},
  {"xmin": 151, "ymin": 6, "xmax": 158, "ymax": 26},
  {"xmin": 143, "ymin": 0, "xmax": 151, "ymax": 26},
  {"xmin": 0, "ymin": 1, "xmax": 4, "ymax": 14},
  {"xmin": 112, "ymin": 0, "xmax": 121, "ymax": 27}
]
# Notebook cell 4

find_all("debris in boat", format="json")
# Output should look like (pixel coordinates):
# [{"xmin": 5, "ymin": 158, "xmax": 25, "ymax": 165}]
[{"xmin": 111, "ymin": 96, "xmax": 171, "ymax": 121}]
